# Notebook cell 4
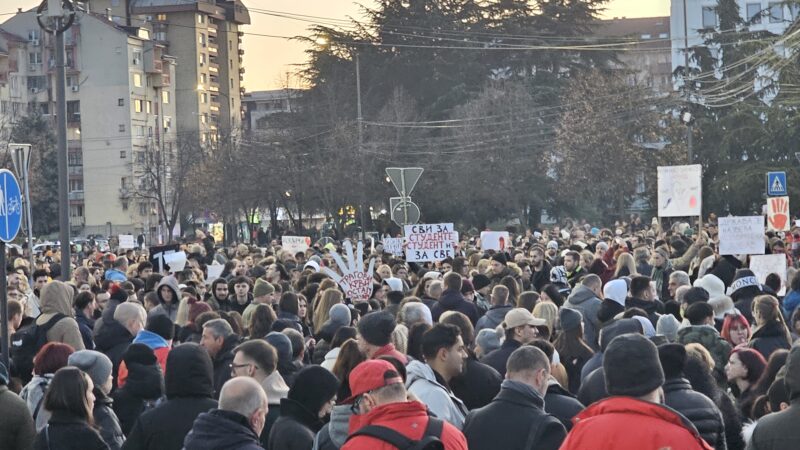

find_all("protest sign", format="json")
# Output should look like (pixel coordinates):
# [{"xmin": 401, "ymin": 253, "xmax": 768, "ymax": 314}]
[
  {"xmin": 382, "ymin": 237, "xmax": 405, "ymax": 257},
  {"xmin": 404, "ymin": 224, "xmax": 458, "ymax": 262},
  {"xmin": 657, "ymin": 164, "xmax": 702, "ymax": 217},
  {"xmin": 149, "ymin": 244, "xmax": 180, "ymax": 274},
  {"xmin": 766, "ymin": 196, "xmax": 790, "ymax": 232},
  {"xmin": 322, "ymin": 241, "xmax": 375, "ymax": 303},
  {"xmin": 205, "ymin": 263, "xmax": 224, "ymax": 285},
  {"xmin": 480, "ymin": 231, "xmax": 510, "ymax": 251},
  {"xmin": 118, "ymin": 234, "xmax": 135, "ymax": 249},
  {"xmin": 750, "ymin": 254, "xmax": 787, "ymax": 296},
  {"xmin": 282, "ymin": 236, "xmax": 310, "ymax": 254},
  {"xmin": 163, "ymin": 251, "xmax": 187, "ymax": 273},
  {"xmin": 718, "ymin": 216, "xmax": 765, "ymax": 256}
]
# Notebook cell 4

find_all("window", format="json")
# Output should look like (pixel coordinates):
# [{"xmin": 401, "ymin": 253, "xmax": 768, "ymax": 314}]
[
  {"xmin": 747, "ymin": 3, "xmax": 762, "ymax": 24},
  {"xmin": 200, "ymin": 92, "xmax": 207, "ymax": 104},
  {"xmin": 200, "ymin": 53, "xmax": 206, "ymax": 65},
  {"xmin": 122, "ymin": 201, "xmax": 128, "ymax": 211},
  {"xmin": 118, "ymin": 98, "xmax": 125, "ymax": 106},
  {"xmin": 162, "ymin": 91, "xmax": 170, "ymax": 104},
  {"xmin": 133, "ymin": 49, "xmax": 142, "ymax": 64},
  {"xmin": 641, "ymin": 34, "xmax": 652, "ymax": 39},
  {"xmin": 201, "ymin": 113, "xmax": 208, "ymax": 124},
  {"xmin": 28, "ymin": 29, "xmax": 40, "ymax": 42},
  {"xmin": 139, "ymin": 203, "xmax": 148, "ymax": 216},
  {"xmin": 163, "ymin": 116, "xmax": 172, "ymax": 129},
  {"xmin": 769, "ymin": 2, "xmax": 784, "ymax": 22},
  {"xmin": 197, "ymin": 14, "xmax": 206, "ymax": 24},
  {"xmin": 659, "ymin": 32, "xmax": 669, "ymax": 39},
  {"xmin": 135, "ymin": 126, "xmax": 145, "ymax": 137},
  {"xmin": 119, "ymin": 124, "xmax": 126, "ymax": 132},
  {"xmin": 120, "ymin": 151, "xmax": 127, "ymax": 159},
  {"xmin": 199, "ymin": 33, "xmax": 206, "ymax": 47},
  {"xmin": 146, "ymin": 101, "xmax": 152, "ymax": 114},
  {"xmin": 157, "ymin": 14, "xmax": 167, "ymax": 21},
  {"xmin": 134, "ymin": 99, "xmax": 143, "ymax": 112},
  {"xmin": 133, "ymin": 73, "xmax": 142, "ymax": 87},
  {"xmin": 28, "ymin": 52, "xmax": 42, "ymax": 65},
  {"xmin": 702, "ymin": 6, "xmax": 717, "ymax": 28},
  {"xmin": 200, "ymin": 73, "xmax": 207, "ymax": 83},
  {"xmin": 230, "ymin": 78, "xmax": 234, "ymax": 88},
  {"xmin": 66, "ymin": 75, "xmax": 78, "ymax": 87}
]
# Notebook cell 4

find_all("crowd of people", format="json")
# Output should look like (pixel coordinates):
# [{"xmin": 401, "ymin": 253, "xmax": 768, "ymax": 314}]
[{"xmin": 1, "ymin": 218, "xmax": 800, "ymax": 449}]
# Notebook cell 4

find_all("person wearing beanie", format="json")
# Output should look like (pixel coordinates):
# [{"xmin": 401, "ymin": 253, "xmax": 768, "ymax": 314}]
[
  {"xmin": 677, "ymin": 302, "xmax": 732, "ymax": 385},
  {"xmin": 69, "ymin": 350, "xmax": 126, "ymax": 449},
  {"xmin": 117, "ymin": 314, "xmax": 173, "ymax": 388},
  {"xmin": 112, "ymin": 344, "xmax": 164, "ymax": 436},
  {"xmin": 268, "ymin": 366, "xmax": 339, "ymax": 450},
  {"xmin": 553, "ymin": 308, "xmax": 594, "ymax": 394},
  {"xmin": 728, "ymin": 269, "xmax": 763, "ymax": 324},
  {"xmin": 693, "ymin": 274, "xmax": 726, "ymax": 305},
  {"xmin": 474, "ymin": 328, "xmax": 501, "ymax": 359},
  {"xmin": 577, "ymin": 318, "xmax": 642, "ymax": 404},
  {"xmin": 561, "ymin": 334, "xmax": 713, "ymax": 450},
  {"xmin": 242, "ymin": 278, "xmax": 277, "ymax": 329},
  {"xmin": 598, "ymin": 278, "xmax": 627, "ymax": 325},
  {"xmin": 265, "ymin": 331, "xmax": 299, "ymax": 388},
  {"xmin": 656, "ymin": 314, "xmax": 681, "ymax": 342},
  {"xmin": 0, "ymin": 360, "xmax": 36, "ymax": 450},
  {"xmin": 658, "ymin": 344, "xmax": 726, "ymax": 449},
  {"xmin": 312, "ymin": 303, "xmax": 352, "ymax": 365},
  {"xmin": 356, "ymin": 311, "xmax": 408, "ymax": 365},
  {"xmin": 123, "ymin": 343, "xmax": 218, "ymax": 450},
  {"xmin": 749, "ymin": 345, "xmax": 800, "ymax": 449}
]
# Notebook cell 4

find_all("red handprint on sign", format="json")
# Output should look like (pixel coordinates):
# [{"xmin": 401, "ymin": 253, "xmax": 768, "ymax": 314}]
[{"xmin": 768, "ymin": 196, "xmax": 789, "ymax": 231}]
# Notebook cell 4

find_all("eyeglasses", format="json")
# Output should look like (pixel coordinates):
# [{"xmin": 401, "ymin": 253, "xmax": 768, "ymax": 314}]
[
  {"xmin": 229, "ymin": 363, "xmax": 256, "ymax": 374},
  {"xmin": 350, "ymin": 390, "xmax": 373, "ymax": 414}
]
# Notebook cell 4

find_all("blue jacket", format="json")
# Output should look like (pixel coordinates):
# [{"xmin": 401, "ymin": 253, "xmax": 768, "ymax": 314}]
[
  {"xmin": 783, "ymin": 290, "xmax": 800, "ymax": 320},
  {"xmin": 105, "ymin": 269, "xmax": 128, "ymax": 282},
  {"xmin": 133, "ymin": 330, "xmax": 170, "ymax": 351}
]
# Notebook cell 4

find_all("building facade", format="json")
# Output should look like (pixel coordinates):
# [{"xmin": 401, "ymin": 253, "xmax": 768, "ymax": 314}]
[{"xmin": 242, "ymin": 89, "xmax": 301, "ymax": 131}]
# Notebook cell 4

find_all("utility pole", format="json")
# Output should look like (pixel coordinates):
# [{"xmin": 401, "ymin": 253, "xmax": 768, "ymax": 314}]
[
  {"xmin": 38, "ymin": 0, "xmax": 75, "ymax": 280},
  {"xmin": 356, "ymin": 53, "xmax": 366, "ymax": 242},
  {"xmin": 683, "ymin": 0, "xmax": 694, "ymax": 163}
]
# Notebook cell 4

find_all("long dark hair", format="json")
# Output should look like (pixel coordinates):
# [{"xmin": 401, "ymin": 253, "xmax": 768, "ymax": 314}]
[
  {"xmin": 44, "ymin": 367, "xmax": 94, "ymax": 424},
  {"xmin": 553, "ymin": 327, "xmax": 593, "ymax": 361}
]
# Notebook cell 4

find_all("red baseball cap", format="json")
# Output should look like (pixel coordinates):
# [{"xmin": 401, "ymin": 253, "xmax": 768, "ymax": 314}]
[{"xmin": 344, "ymin": 359, "xmax": 404, "ymax": 404}]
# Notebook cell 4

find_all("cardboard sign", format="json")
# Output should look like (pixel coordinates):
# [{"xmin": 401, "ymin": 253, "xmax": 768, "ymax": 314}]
[
  {"xmin": 282, "ymin": 236, "xmax": 310, "ymax": 254},
  {"xmin": 404, "ymin": 224, "xmax": 458, "ymax": 262},
  {"xmin": 205, "ymin": 263, "xmax": 224, "ymax": 285},
  {"xmin": 118, "ymin": 234, "xmax": 135, "ymax": 249},
  {"xmin": 750, "ymin": 254, "xmax": 787, "ymax": 296},
  {"xmin": 767, "ymin": 196, "xmax": 790, "ymax": 232},
  {"xmin": 718, "ymin": 216, "xmax": 765, "ymax": 256},
  {"xmin": 163, "ymin": 251, "xmax": 187, "ymax": 273},
  {"xmin": 657, "ymin": 164, "xmax": 702, "ymax": 217},
  {"xmin": 382, "ymin": 237, "xmax": 405, "ymax": 257},
  {"xmin": 321, "ymin": 241, "xmax": 375, "ymax": 303},
  {"xmin": 480, "ymin": 231, "xmax": 510, "ymax": 251}
]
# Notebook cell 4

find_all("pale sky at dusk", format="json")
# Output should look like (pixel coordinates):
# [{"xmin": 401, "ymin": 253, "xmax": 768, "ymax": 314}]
[{"xmin": 4, "ymin": 0, "xmax": 671, "ymax": 90}]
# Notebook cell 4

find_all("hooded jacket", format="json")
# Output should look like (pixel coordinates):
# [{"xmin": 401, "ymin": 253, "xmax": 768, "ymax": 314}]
[
  {"xmin": 121, "ymin": 343, "xmax": 217, "ymax": 450},
  {"xmin": 676, "ymin": 325, "xmax": 732, "ymax": 383},
  {"xmin": 564, "ymin": 285, "xmax": 603, "ymax": 350},
  {"xmin": 112, "ymin": 359, "xmax": 164, "ymax": 436},
  {"xmin": 312, "ymin": 404, "xmax": 352, "ymax": 450},
  {"xmin": 544, "ymin": 378, "xmax": 584, "ymax": 431},
  {"xmin": 183, "ymin": 409, "xmax": 262, "ymax": 450},
  {"xmin": 475, "ymin": 304, "xmax": 513, "ymax": 333},
  {"xmin": 431, "ymin": 289, "xmax": 479, "ymax": 325},
  {"xmin": 268, "ymin": 398, "xmax": 325, "ymax": 450},
  {"xmin": 580, "ymin": 318, "xmax": 642, "ymax": 382},
  {"xmin": 149, "ymin": 276, "xmax": 179, "ymax": 322},
  {"xmin": 94, "ymin": 320, "xmax": 134, "ymax": 386},
  {"xmin": 748, "ymin": 345, "xmax": 800, "ymax": 450},
  {"xmin": 261, "ymin": 371, "xmax": 289, "ymax": 447},
  {"xmin": 35, "ymin": 281, "xmax": 85, "ymax": 351},
  {"xmin": 94, "ymin": 389, "xmax": 125, "ymax": 450},
  {"xmin": 405, "ymin": 360, "xmax": 469, "ymax": 429},
  {"xmin": 20, "ymin": 374, "xmax": 54, "ymax": 431},
  {"xmin": 625, "ymin": 296, "xmax": 664, "ymax": 328},
  {"xmin": 117, "ymin": 330, "xmax": 170, "ymax": 388}
]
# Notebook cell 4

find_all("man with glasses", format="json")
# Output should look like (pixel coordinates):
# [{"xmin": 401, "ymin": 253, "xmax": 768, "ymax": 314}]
[{"xmin": 481, "ymin": 308, "xmax": 545, "ymax": 377}]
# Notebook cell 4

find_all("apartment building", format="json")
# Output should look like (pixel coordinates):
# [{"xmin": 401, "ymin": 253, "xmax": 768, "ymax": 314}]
[
  {"xmin": 0, "ymin": 9, "xmax": 177, "ymax": 238},
  {"xmin": 242, "ymin": 89, "xmax": 302, "ymax": 132}
]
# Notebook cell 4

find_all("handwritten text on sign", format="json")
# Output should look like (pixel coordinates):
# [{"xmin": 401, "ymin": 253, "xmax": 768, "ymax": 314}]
[
  {"xmin": 382, "ymin": 237, "xmax": 405, "ymax": 256},
  {"xmin": 340, "ymin": 272, "xmax": 373, "ymax": 303},
  {"xmin": 718, "ymin": 216, "xmax": 765, "ymax": 256},
  {"xmin": 404, "ymin": 223, "xmax": 459, "ymax": 262}
]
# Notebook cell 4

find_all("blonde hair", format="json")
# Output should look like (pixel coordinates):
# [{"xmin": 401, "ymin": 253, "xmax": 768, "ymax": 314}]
[
  {"xmin": 614, "ymin": 253, "xmax": 638, "ymax": 278},
  {"xmin": 685, "ymin": 343, "xmax": 715, "ymax": 370},
  {"xmin": 175, "ymin": 296, "xmax": 191, "ymax": 327},
  {"xmin": 313, "ymin": 288, "xmax": 343, "ymax": 334},
  {"xmin": 532, "ymin": 302, "xmax": 558, "ymax": 337},
  {"xmin": 476, "ymin": 259, "xmax": 491, "ymax": 275}
]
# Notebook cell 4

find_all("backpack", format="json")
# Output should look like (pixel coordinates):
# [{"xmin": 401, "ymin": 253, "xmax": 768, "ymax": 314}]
[
  {"xmin": 10, "ymin": 313, "xmax": 66, "ymax": 383},
  {"xmin": 345, "ymin": 416, "xmax": 444, "ymax": 450}
]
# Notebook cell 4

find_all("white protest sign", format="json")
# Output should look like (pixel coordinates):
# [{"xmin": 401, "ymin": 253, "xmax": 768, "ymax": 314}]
[
  {"xmin": 480, "ymin": 231, "xmax": 510, "ymax": 251},
  {"xmin": 118, "ymin": 234, "xmax": 136, "ymax": 249},
  {"xmin": 750, "ymin": 254, "xmax": 787, "ymax": 296},
  {"xmin": 404, "ymin": 224, "xmax": 458, "ymax": 262},
  {"xmin": 382, "ymin": 237, "xmax": 405, "ymax": 257},
  {"xmin": 322, "ymin": 241, "xmax": 375, "ymax": 303},
  {"xmin": 657, "ymin": 164, "xmax": 702, "ymax": 217},
  {"xmin": 205, "ymin": 263, "xmax": 224, "ymax": 285},
  {"xmin": 281, "ymin": 236, "xmax": 310, "ymax": 254},
  {"xmin": 766, "ymin": 196, "xmax": 790, "ymax": 232},
  {"xmin": 163, "ymin": 251, "xmax": 187, "ymax": 273},
  {"xmin": 718, "ymin": 216, "xmax": 765, "ymax": 256}
]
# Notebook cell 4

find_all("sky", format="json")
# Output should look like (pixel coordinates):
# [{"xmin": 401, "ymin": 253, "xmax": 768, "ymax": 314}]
[{"xmin": 4, "ymin": 0, "xmax": 671, "ymax": 90}]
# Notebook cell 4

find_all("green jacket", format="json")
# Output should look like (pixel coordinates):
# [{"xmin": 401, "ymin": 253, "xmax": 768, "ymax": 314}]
[{"xmin": 676, "ymin": 325, "xmax": 732, "ymax": 382}]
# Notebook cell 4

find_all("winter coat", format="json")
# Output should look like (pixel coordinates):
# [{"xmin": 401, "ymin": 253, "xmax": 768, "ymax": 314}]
[
  {"xmin": 531, "ymin": 261, "xmax": 552, "ymax": 293},
  {"xmin": 211, "ymin": 334, "xmax": 239, "ymax": 399},
  {"xmin": 75, "ymin": 309, "xmax": 96, "ymax": 350},
  {"xmin": 544, "ymin": 379, "xmax": 584, "ymax": 431},
  {"xmin": 261, "ymin": 371, "xmax": 289, "ymax": 448},
  {"xmin": 312, "ymin": 404, "xmax": 351, "ymax": 450},
  {"xmin": 342, "ymin": 400, "xmax": 467, "ymax": 450},
  {"xmin": 268, "ymin": 398, "xmax": 325, "ymax": 450},
  {"xmin": 183, "ymin": 409, "xmax": 263, "ymax": 450},
  {"xmin": 561, "ymin": 350, "xmax": 592, "ymax": 394},
  {"xmin": 0, "ymin": 384, "xmax": 36, "ymax": 450},
  {"xmin": 105, "ymin": 269, "xmax": 128, "ymax": 282},
  {"xmin": 564, "ymin": 285, "xmax": 603, "ymax": 350},
  {"xmin": 677, "ymin": 325, "xmax": 732, "ymax": 383},
  {"xmin": 320, "ymin": 347, "xmax": 340, "ymax": 372},
  {"xmin": 94, "ymin": 390, "xmax": 125, "ymax": 450},
  {"xmin": 449, "ymin": 354, "xmax": 502, "ymax": 410},
  {"xmin": 579, "ymin": 318, "xmax": 641, "ymax": 383},
  {"xmin": 112, "ymin": 359, "xmax": 163, "ymax": 436},
  {"xmin": 748, "ymin": 321, "xmax": 791, "ymax": 360},
  {"xmin": 122, "ymin": 344, "xmax": 217, "ymax": 450},
  {"xmin": 559, "ymin": 396, "xmax": 714, "ymax": 450},
  {"xmin": 406, "ymin": 360, "xmax": 469, "ymax": 429},
  {"xmin": 117, "ymin": 330, "xmax": 170, "ymax": 388},
  {"xmin": 474, "ymin": 304, "xmax": 513, "ymax": 333},
  {"xmin": 221, "ymin": 294, "xmax": 253, "ymax": 316},
  {"xmin": 312, "ymin": 340, "xmax": 332, "ymax": 365},
  {"xmin": 20, "ymin": 374, "xmax": 54, "ymax": 431},
  {"xmin": 150, "ymin": 276, "xmax": 180, "ymax": 322},
  {"xmin": 625, "ymin": 296, "xmax": 664, "ymax": 328},
  {"xmin": 33, "ymin": 411, "xmax": 109, "ymax": 450},
  {"xmin": 462, "ymin": 382, "xmax": 566, "ymax": 450},
  {"xmin": 480, "ymin": 338, "xmax": 522, "ymax": 378},
  {"xmin": 663, "ymin": 378, "xmax": 727, "ymax": 450},
  {"xmin": 35, "ymin": 281, "xmax": 85, "ymax": 351},
  {"xmin": 431, "ymin": 289, "xmax": 479, "ymax": 325},
  {"xmin": 94, "ymin": 320, "xmax": 134, "ymax": 387},
  {"xmin": 748, "ymin": 399, "xmax": 800, "ymax": 450},
  {"xmin": 577, "ymin": 367, "xmax": 608, "ymax": 407},
  {"xmin": 372, "ymin": 343, "xmax": 408, "ymax": 365},
  {"xmin": 710, "ymin": 256, "xmax": 743, "ymax": 293}
]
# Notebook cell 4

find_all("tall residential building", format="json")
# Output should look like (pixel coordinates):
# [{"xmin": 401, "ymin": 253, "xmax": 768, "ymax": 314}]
[
  {"xmin": 0, "ymin": 9, "xmax": 177, "ymax": 238},
  {"xmin": 91, "ymin": 0, "xmax": 250, "ymax": 142}
]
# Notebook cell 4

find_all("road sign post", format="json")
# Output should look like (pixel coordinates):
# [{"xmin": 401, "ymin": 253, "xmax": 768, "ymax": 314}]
[
  {"xmin": 386, "ymin": 168, "xmax": 423, "ymax": 228},
  {"xmin": 8, "ymin": 143, "xmax": 35, "ymax": 281},
  {"xmin": 0, "ymin": 169, "xmax": 23, "ymax": 370},
  {"xmin": 767, "ymin": 172, "xmax": 787, "ymax": 196}
]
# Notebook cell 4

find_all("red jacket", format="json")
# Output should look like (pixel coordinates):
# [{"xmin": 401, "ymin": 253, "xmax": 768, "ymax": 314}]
[
  {"xmin": 371, "ymin": 344, "xmax": 408, "ymax": 365},
  {"xmin": 117, "ymin": 346, "xmax": 169, "ymax": 387},
  {"xmin": 342, "ymin": 401, "xmax": 466, "ymax": 450},
  {"xmin": 559, "ymin": 396, "xmax": 713, "ymax": 450}
]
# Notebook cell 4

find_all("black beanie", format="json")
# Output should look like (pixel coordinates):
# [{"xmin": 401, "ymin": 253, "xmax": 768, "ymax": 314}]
[
  {"xmin": 123, "ymin": 343, "xmax": 157, "ymax": 366},
  {"xmin": 472, "ymin": 274, "xmax": 491, "ymax": 291},
  {"xmin": 146, "ymin": 314, "xmax": 175, "ymax": 340},
  {"xmin": 491, "ymin": 253, "xmax": 507, "ymax": 265},
  {"xmin": 288, "ymin": 365, "xmax": 339, "ymax": 415},
  {"xmin": 357, "ymin": 311, "xmax": 396, "ymax": 347},
  {"xmin": 604, "ymin": 333, "xmax": 665, "ymax": 397},
  {"xmin": 657, "ymin": 343, "xmax": 687, "ymax": 379},
  {"xmin": 684, "ymin": 287, "xmax": 710, "ymax": 305}
]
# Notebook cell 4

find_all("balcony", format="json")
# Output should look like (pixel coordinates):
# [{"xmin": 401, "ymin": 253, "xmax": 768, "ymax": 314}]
[
  {"xmin": 68, "ymin": 165, "xmax": 83, "ymax": 176},
  {"xmin": 208, "ymin": 46, "xmax": 217, "ymax": 54},
  {"xmin": 151, "ymin": 72, "xmax": 170, "ymax": 87},
  {"xmin": 239, "ymin": 67, "xmax": 245, "ymax": 74},
  {"xmin": 238, "ymin": 49, "xmax": 245, "ymax": 56},
  {"xmin": 119, "ymin": 187, "xmax": 132, "ymax": 199},
  {"xmin": 69, "ymin": 216, "xmax": 85, "ymax": 227},
  {"xmin": 68, "ymin": 191, "xmax": 84, "ymax": 201}
]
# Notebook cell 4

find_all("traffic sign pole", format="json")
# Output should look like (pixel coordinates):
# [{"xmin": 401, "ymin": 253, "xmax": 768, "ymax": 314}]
[
  {"xmin": 0, "ymin": 241, "xmax": 6, "ymax": 370},
  {"xmin": 0, "ymin": 169, "xmax": 22, "ymax": 370}
]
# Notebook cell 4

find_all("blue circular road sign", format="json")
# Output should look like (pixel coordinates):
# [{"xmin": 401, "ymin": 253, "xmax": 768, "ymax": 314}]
[{"xmin": 0, "ymin": 169, "xmax": 23, "ymax": 243}]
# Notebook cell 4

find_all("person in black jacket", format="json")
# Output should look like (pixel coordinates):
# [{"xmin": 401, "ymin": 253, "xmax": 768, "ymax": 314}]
[
  {"xmin": 658, "ymin": 344, "xmax": 727, "ymax": 450},
  {"xmin": 431, "ymin": 273, "xmax": 480, "ymax": 325},
  {"xmin": 463, "ymin": 346, "xmax": 567, "ymax": 450},
  {"xmin": 200, "ymin": 318, "xmax": 239, "ymax": 398},
  {"xmin": 529, "ymin": 339, "xmax": 585, "ymax": 431},
  {"xmin": 95, "ymin": 303, "xmax": 146, "ymax": 388},
  {"xmin": 122, "ymin": 343, "xmax": 217, "ymax": 450},
  {"xmin": 68, "ymin": 350, "xmax": 125, "ymax": 450},
  {"xmin": 625, "ymin": 276, "xmax": 664, "ymax": 328},
  {"xmin": 33, "ymin": 367, "xmax": 109, "ymax": 450},
  {"xmin": 184, "ymin": 377, "xmax": 267, "ymax": 450},
  {"xmin": 112, "ymin": 344, "xmax": 164, "ymax": 436},
  {"xmin": 748, "ymin": 295, "xmax": 792, "ymax": 360},
  {"xmin": 481, "ymin": 308, "xmax": 545, "ymax": 377}
]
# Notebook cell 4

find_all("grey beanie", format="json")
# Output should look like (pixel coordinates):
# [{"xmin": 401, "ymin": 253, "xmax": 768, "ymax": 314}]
[
  {"xmin": 656, "ymin": 314, "xmax": 681, "ymax": 342},
  {"xmin": 559, "ymin": 308, "xmax": 583, "ymax": 332},
  {"xmin": 68, "ymin": 350, "xmax": 113, "ymax": 389},
  {"xmin": 329, "ymin": 303, "xmax": 352, "ymax": 327},
  {"xmin": 476, "ymin": 328, "xmax": 501, "ymax": 355},
  {"xmin": 265, "ymin": 332, "xmax": 293, "ymax": 364}
]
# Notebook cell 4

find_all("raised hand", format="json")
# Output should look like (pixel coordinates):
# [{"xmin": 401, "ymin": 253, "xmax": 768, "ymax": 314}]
[
  {"xmin": 321, "ymin": 240, "xmax": 375, "ymax": 303},
  {"xmin": 768, "ymin": 197, "xmax": 789, "ymax": 231}
]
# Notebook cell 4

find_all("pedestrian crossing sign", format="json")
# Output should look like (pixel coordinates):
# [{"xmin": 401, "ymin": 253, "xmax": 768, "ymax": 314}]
[{"xmin": 767, "ymin": 172, "xmax": 787, "ymax": 196}]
